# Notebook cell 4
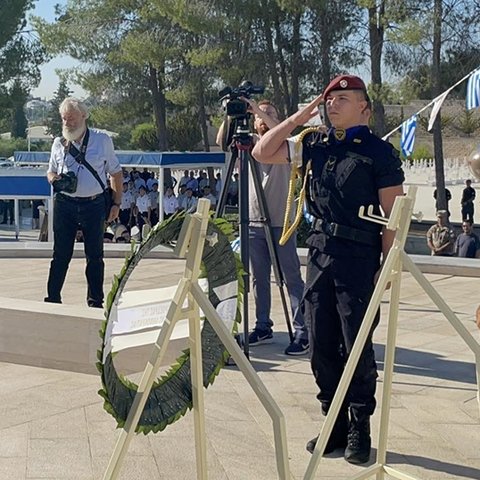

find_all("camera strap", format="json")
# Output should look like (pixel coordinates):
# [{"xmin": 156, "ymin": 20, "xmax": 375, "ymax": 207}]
[{"xmin": 62, "ymin": 129, "xmax": 107, "ymax": 191}]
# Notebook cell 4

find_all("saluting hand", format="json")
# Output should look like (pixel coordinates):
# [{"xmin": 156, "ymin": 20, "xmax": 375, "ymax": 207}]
[{"xmin": 289, "ymin": 94, "xmax": 324, "ymax": 126}]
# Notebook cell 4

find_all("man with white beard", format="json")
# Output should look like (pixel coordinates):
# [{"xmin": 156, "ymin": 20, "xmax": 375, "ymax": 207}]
[{"xmin": 45, "ymin": 97, "xmax": 123, "ymax": 308}]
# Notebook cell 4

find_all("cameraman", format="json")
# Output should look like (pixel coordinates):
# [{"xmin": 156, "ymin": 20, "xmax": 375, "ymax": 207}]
[
  {"xmin": 216, "ymin": 98, "xmax": 308, "ymax": 355},
  {"xmin": 45, "ymin": 97, "xmax": 123, "ymax": 308}
]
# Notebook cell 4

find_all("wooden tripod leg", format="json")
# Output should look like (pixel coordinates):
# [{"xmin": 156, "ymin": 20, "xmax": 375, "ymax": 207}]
[
  {"xmin": 103, "ymin": 279, "xmax": 190, "ymax": 480},
  {"xmin": 191, "ymin": 282, "xmax": 292, "ymax": 480}
]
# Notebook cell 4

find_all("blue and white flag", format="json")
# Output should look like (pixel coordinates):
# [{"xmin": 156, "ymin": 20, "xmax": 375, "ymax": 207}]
[
  {"xmin": 400, "ymin": 115, "xmax": 417, "ymax": 157},
  {"xmin": 230, "ymin": 237, "xmax": 240, "ymax": 254},
  {"xmin": 466, "ymin": 69, "xmax": 480, "ymax": 110},
  {"xmin": 428, "ymin": 88, "xmax": 454, "ymax": 132}
]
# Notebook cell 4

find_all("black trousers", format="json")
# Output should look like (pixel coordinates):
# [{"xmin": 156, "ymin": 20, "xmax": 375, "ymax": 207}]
[
  {"xmin": 1, "ymin": 200, "xmax": 14, "ymax": 223},
  {"xmin": 46, "ymin": 194, "xmax": 106, "ymax": 306},
  {"xmin": 303, "ymin": 249, "xmax": 380, "ymax": 417},
  {"xmin": 119, "ymin": 208, "xmax": 131, "ymax": 227},
  {"xmin": 462, "ymin": 205, "xmax": 474, "ymax": 223}
]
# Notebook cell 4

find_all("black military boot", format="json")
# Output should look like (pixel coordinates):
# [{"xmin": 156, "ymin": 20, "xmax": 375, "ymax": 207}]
[
  {"xmin": 306, "ymin": 409, "xmax": 348, "ymax": 454},
  {"xmin": 344, "ymin": 410, "xmax": 371, "ymax": 464}
]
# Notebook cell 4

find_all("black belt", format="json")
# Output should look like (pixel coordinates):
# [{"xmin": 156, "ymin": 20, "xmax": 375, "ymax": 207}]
[
  {"xmin": 57, "ymin": 192, "xmax": 104, "ymax": 202},
  {"xmin": 312, "ymin": 218, "xmax": 379, "ymax": 246}
]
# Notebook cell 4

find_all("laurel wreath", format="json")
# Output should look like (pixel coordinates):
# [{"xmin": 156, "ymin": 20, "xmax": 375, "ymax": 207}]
[{"xmin": 96, "ymin": 214, "xmax": 243, "ymax": 434}]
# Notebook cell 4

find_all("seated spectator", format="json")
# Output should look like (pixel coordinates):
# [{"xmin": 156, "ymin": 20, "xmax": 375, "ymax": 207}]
[
  {"xmin": 177, "ymin": 185, "xmax": 187, "ymax": 206},
  {"xmin": 186, "ymin": 171, "xmax": 199, "ymax": 194},
  {"xmin": 179, "ymin": 187, "xmax": 198, "ymax": 213},
  {"xmin": 135, "ymin": 185, "xmax": 151, "ymax": 237},
  {"xmin": 198, "ymin": 171, "xmax": 209, "ymax": 194},
  {"xmin": 202, "ymin": 185, "xmax": 217, "ymax": 209},
  {"xmin": 103, "ymin": 231, "xmax": 114, "ymax": 243},
  {"xmin": 128, "ymin": 179, "xmax": 138, "ymax": 200},
  {"xmin": 426, "ymin": 210, "xmax": 456, "ymax": 256},
  {"xmin": 227, "ymin": 173, "xmax": 239, "ymax": 206},
  {"xmin": 133, "ymin": 170, "xmax": 146, "ymax": 191},
  {"xmin": 119, "ymin": 181, "xmax": 135, "ymax": 228},
  {"xmin": 148, "ymin": 182, "xmax": 160, "ymax": 225},
  {"xmin": 141, "ymin": 167, "xmax": 151, "ymax": 182},
  {"xmin": 146, "ymin": 172, "xmax": 157, "ymax": 191},
  {"xmin": 455, "ymin": 220, "xmax": 480, "ymax": 258},
  {"xmin": 179, "ymin": 170, "xmax": 189, "ymax": 190},
  {"xmin": 163, "ymin": 186, "xmax": 179, "ymax": 218},
  {"xmin": 114, "ymin": 223, "xmax": 131, "ymax": 243}
]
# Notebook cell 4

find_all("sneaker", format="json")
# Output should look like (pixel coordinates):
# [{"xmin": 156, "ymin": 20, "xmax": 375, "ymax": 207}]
[
  {"xmin": 285, "ymin": 339, "xmax": 309, "ymax": 356},
  {"xmin": 248, "ymin": 328, "xmax": 273, "ymax": 346}
]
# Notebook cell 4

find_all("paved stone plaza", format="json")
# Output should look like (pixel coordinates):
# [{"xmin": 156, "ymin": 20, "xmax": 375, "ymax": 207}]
[{"xmin": 0, "ymin": 253, "xmax": 478, "ymax": 479}]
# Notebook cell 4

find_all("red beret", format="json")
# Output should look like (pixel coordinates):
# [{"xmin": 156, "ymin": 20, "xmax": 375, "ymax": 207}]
[{"xmin": 323, "ymin": 75, "xmax": 367, "ymax": 99}]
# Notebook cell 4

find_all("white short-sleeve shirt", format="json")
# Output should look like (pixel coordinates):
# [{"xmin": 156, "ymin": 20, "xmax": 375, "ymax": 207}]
[
  {"xmin": 47, "ymin": 128, "xmax": 121, "ymax": 198},
  {"xmin": 136, "ymin": 195, "xmax": 151, "ymax": 213}
]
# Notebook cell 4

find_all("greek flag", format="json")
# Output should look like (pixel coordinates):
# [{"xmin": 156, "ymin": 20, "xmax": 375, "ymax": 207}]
[
  {"xmin": 466, "ymin": 69, "xmax": 480, "ymax": 110},
  {"xmin": 400, "ymin": 115, "xmax": 417, "ymax": 157},
  {"xmin": 230, "ymin": 237, "xmax": 240, "ymax": 253}
]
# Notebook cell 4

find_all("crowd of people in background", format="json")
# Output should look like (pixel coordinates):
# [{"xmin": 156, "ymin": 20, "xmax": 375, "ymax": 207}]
[
  {"xmin": 92, "ymin": 167, "xmax": 236, "ymax": 243},
  {"xmin": 427, "ymin": 179, "xmax": 480, "ymax": 258}
]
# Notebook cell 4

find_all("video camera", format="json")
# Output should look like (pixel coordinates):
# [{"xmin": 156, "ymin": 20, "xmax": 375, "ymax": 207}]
[{"xmin": 219, "ymin": 80, "xmax": 265, "ymax": 118}]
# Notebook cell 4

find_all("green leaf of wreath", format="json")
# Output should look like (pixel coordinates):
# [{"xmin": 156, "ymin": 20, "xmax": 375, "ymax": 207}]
[{"xmin": 97, "ymin": 214, "xmax": 242, "ymax": 434}]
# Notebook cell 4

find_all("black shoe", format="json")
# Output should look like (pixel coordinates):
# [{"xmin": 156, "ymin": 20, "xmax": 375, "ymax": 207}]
[
  {"xmin": 344, "ymin": 413, "xmax": 371, "ymax": 464},
  {"xmin": 88, "ymin": 301, "xmax": 103, "ymax": 309},
  {"xmin": 248, "ymin": 328, "xmax": 273, "ymax": 346},
  {"xmin": 44, "ymin": 297, "xmax": 62, "ymax": 304},
  {"xmin": 306, "ymin": 410, "xmax": 348, "ymax": 454}
]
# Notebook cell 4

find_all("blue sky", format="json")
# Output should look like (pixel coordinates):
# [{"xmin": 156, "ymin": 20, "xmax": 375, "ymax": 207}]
[{"xmin": 30, "ymin": 0, "xmax": 86, "ymax": 100}]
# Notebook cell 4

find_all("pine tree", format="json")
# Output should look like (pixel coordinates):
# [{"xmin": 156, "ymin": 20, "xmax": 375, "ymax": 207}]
[
  {"xmin": 45, "ymin": 80, "xmax": 72, "ymax": 137},
  {"xmin": 9, "ymin": 80, "xmax": 28, "ymax": 139}
]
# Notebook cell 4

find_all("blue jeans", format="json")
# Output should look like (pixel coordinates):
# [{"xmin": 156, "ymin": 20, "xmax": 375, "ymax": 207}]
[
  {"xmin": 249, "ymin": 226, "xmax": 307, "ymax": 341},
  {"xmin": 47, "ymin": 193, "xmax": 106, "ymax": 306}
]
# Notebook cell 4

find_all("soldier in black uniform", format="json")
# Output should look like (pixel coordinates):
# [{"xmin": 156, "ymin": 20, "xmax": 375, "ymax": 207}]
[
  {"xmin": 252, "ymin": 75, "xmax": 404, "ymax": 464},
  {"xmin": 461, "ymin": 179, "xmax": 475, "ymax": 223}
]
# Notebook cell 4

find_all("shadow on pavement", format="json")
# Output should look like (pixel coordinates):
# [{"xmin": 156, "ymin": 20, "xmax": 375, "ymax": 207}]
[
  {"xmin": 375, "ymin": 344, "xmax": 477, "ymax": 385},
  {"xmin": 386, "ymin": 449, "xmax": 480, "ymax": 479}
]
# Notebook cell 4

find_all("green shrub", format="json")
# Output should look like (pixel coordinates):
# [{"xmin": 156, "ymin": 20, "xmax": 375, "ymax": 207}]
[{"xmin": 0, "ymin": 137, "xmax": 28, "ymax": 158}]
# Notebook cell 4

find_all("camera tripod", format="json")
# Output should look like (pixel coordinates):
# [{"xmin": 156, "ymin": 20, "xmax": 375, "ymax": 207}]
[{"xmin": 215, "ymin": 117, "xmax": 295, "ymax": 357}]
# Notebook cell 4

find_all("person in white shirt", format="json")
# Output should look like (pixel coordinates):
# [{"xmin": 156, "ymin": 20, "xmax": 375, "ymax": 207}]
[
  {"xmin": 45, "ymin": 97, "xmax": 122, "ymax": 308},
  {"xmin": 201, "ymin": 185, "xmax": 217, "ymax": 209},
  {"xmin": 163, "ymin": 186, "xmax": 179, "ymax": 218},
  {"xmin": 133, "ymin": 171, "xmax": 146, "ymax": 191},
  {"xmin": 177, "ymin": 185, "xmax": 187, "ymax": 207},
  {"xmin": 119, "ymin": 181, "xmax": 135, "ymax": 227},
  {"xmin": 148, "ymin": 182, "xmax": 160, "ymax": 225},
  {"xmin": 146, "ymin": 172, "xmax": 157, "ymax": 192},
  {"xmin": 180, "ymin": 187, "xmax": 198, "ymax": 213},
  {"xmin": 135, "ymin": 185, "xmax": 151, "ymax": 235},
  {"xmin": 198, "ymin": 171, "xmax": 209, "ymax": 193},
  {"xmin": 179, "ymin": 170, "xmax": 190, "ymax": 190}
]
